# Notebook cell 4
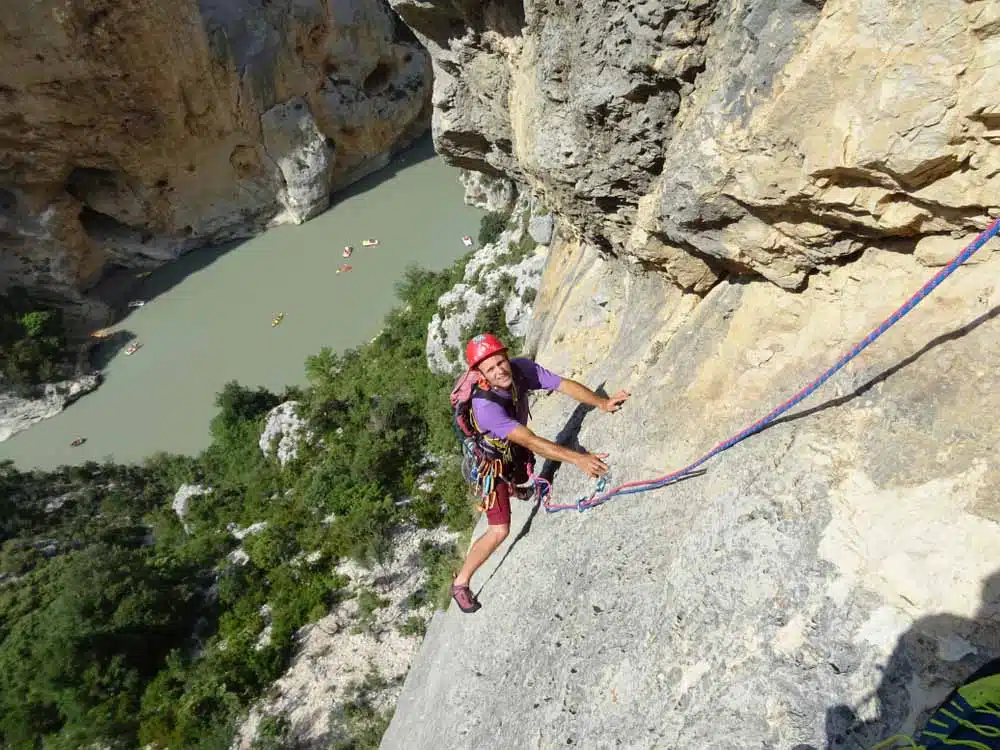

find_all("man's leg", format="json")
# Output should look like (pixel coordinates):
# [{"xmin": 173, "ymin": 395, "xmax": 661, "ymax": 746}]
[
  {"xmin": 453, "ymin": 522, "xmax": 509, "ymax": 588},
  {"xmin": 452, "ymin": 480, "xmax": 512, "ymax": 605}
]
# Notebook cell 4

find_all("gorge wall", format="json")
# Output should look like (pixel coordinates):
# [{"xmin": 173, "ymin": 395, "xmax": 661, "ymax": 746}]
[
  {"xmin": 0, "ymin": 0, "xmax": 431, "ymax": 329},
  {"xmin": 383, "ymin": 0, "xmax": 1000, "ymax": 747},
  {"xmin": 391, "ymin": 0, "xmax": 1000, "ymax": 293}
]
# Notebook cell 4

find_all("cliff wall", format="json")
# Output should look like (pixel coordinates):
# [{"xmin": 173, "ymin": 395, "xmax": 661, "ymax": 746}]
[
  {"xmin": 384, "ymin": 1, "xmax": 1000, "ymax": 747},
  {"xmin": 391, "ymin": 0, "xmax": 999, "ymax": 291},
  {"xmin": 0, "ymin": 0, "xmax": 430, "ymax": 327}
]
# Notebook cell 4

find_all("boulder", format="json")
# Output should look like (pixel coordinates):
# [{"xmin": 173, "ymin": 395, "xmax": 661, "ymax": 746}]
[
  {"xmin": 527, "ymin": 211, "xmax": 554, "ymax": 246},
  {"xmin": 171, "ymin": 484, "xmax": 209, "ymax": 532},
  {"xmin": 259, "ymin": 401, "xmax": 314, "ymax": 466}
]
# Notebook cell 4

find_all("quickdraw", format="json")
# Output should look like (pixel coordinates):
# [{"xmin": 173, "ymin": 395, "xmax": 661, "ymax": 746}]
[{"xmin": 472, "ymin": 454, "xmax": 506, "ymax": 513}]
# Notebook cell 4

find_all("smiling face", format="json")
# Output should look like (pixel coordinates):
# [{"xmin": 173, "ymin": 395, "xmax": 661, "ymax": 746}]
[{"xmin": 477, "ymin": 351, "xmax": 513, "ymax": 390}]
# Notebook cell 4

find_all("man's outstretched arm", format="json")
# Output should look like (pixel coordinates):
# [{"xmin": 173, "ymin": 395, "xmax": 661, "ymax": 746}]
[
  {"xmin": 506, "ymin": 425, "xmax": 609, "ymax": 478},
  {"xmin": 557, "ymin": 378, "xmax": 630, "ymax": 413}
]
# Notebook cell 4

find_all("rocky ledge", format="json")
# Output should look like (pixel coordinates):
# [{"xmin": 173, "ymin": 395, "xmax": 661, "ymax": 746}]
[
  {"xmin": 0, "ymin": 373, "xmax": 101, "ymax": 443},
  {"xmin": 392, "ymin": 0, "xmax": 1000, "ymax": 293}
]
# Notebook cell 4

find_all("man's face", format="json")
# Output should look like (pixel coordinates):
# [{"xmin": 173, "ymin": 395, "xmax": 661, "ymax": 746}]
[{"xmin": 478, "ymin": 352, "xmax": 513, "ymax": 390}]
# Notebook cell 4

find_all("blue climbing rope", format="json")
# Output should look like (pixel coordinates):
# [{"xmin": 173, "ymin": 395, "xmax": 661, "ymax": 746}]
[{"xmin": 544, "ymin": 216, "xmax": 1000, "ymax": 513}]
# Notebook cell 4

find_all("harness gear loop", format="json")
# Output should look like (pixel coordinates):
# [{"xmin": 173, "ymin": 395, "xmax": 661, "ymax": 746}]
[{"xmin": 467, "ymin": 376, "xmax": 525, "ymax": 510}]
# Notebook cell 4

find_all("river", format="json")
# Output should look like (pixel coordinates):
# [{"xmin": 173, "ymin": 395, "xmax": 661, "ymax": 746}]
[{"xmin": 2, "ymin": 137, "xmax": 481, "ymax": 470}]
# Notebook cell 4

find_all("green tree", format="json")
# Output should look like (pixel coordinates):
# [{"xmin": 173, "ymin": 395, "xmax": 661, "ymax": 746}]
[
  {"xmin": 0, "ymin": 545, "xmax": 203, "ymax": 748},
  {"xmin": 18, "ymin": 310, "xmax": 54, "ymax": 338},
  {"xmin": 478, "ymin": 210, "xmax": 509, "ymax": 246}
]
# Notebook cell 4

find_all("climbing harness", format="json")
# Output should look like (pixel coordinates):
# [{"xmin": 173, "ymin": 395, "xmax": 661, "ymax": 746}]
[
  {"xmin": 453, "ymin": 370, "xmax": 535, "ymax": 511},
  {"xmin": 462, "ymin": 444, "xmax": 506, "ymax": 513},
  {"xmin": 544, "ymin": 216, "xmax": 1000, "ymax": 514}
]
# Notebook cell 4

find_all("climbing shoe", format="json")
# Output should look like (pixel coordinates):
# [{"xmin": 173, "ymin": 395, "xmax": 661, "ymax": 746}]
[{"xmin": 450, "ymin": 584, "xmax": 482, "ymax": 614}]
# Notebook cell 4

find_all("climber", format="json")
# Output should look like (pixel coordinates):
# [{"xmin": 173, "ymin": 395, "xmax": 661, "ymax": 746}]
[{"xmin": 450, "ymin": 333, "xmax": 630, "ymax": 613}]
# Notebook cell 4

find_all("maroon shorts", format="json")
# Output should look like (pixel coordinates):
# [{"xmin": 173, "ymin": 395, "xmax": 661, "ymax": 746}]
[{"xmin": 485, "ymin": 452, "xmax": 533, "ymax": 527}]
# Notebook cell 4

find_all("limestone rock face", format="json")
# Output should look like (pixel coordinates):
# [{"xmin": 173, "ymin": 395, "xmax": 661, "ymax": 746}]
[
  {"xmin": 0, "ymin": 0, "xmax": 431, "ymax": 318},
  {"xmin": 0, "ymin": 373, "xmax": 101, "ymax": 442},
  {"xmin": 458, "ymin": 168, "xmax": 517, "ymax": 212},
  {"xmin": 260, "ymin": 98, "xmax": 335, "ymax": 225},
  {"xmin": 171, "ymin": 483, "xmax": 209, "ymax": 533},
  {"xmin": 235, "ymin": 524, "xmax": 457, "ymax": 749},
  {"xmin": 388, "ymin": 230, "xmax": 1000, "ymax": 750},
  {"xmin": 426, "ymin": 193, "xmax": 547, "ymax": 375},
  {"xmin": 391, "ymin": 0, "xmax": 1000, "ymax": 292},
  {"xmin": 259, "ymin": 401, "xmax": 313, "ymax": 466},
  {"xmin": 527, "ymin": 211, "xmax": 553, "ymax": 246},
  {"xmin": 386, "ymin": 2, "xmax": 1000, "ymax": 747}
]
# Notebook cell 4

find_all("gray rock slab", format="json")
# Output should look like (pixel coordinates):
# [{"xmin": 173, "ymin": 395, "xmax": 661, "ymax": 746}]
[
  {"xmin": 528, "ymin": 212, "xmax": 554, "ymax": 246},
  {"xmin": 385, "ymin": 240, "xmax": 1000, "ymax": 749}
]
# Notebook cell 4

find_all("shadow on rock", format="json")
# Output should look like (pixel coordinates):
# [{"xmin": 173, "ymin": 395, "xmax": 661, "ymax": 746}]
[
  {"xmin": 538, "ymin": 381, "xmax": 607, "ymax": 484},
  {"xmin": 329, "ymin": 133, "xmax": 438, "ymax": 206},
  {"xmin": 771, "ymin": 304, "xmax": 1000, "ymax": 433},
  {"xmin": 475, "ymin": 499, "xmax": 543, "ymax": 600},
  {"xmin": 86, "ymin": 328, "xmax": 138, "ymax": 370},
  {"xmin": 823, "ymin": 570, "xmax": 1000, "ymax": 749},
  {"xmin": 88, "ymin": 241, "xmax": 239, "ymax": 332},
  {"xmin": 475, "ymin": 383, "xmax": 607, "ymax": 598}
]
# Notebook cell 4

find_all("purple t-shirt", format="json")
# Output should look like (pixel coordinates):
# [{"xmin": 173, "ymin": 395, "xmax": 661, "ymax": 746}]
[{"xmin": 472, "ymin": 358, "xmax": 562, "ymax": 440}]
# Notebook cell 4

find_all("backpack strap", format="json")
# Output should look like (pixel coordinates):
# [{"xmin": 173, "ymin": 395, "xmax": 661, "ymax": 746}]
[
  {"xmin": 468, "ymin": 367, "xmax": 526, "ymax": 463},
  {"xmin": 470, "ymin": 365, "xmax": 523, "ymax": 426},
  {"xmin": 471, "ymin": 386, "xmax": 516, "ymax": 414},
  {"xmin": 464, "ymin": 367, "xmax": 535, "ymax": 509}
]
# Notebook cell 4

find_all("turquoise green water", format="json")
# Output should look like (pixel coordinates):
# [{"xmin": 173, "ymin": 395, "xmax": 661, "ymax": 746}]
[{"xmin": 2, "ymin": 139, "xmax": 480, "ymax": 469}]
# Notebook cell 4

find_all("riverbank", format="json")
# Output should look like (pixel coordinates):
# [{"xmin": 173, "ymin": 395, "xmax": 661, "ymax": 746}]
[{"xmin": 1, "ymin": 137, "xmax": 482, "ymax": 469}]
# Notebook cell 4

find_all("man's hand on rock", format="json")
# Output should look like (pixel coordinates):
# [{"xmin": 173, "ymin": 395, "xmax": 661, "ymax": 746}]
[
  {"xmin": 600, "ymin": 390, "xmax": 631, "ymax": 413},
  {"xmin": 575, "ymin": 452, "xmax": 609, "ymax": 478}
]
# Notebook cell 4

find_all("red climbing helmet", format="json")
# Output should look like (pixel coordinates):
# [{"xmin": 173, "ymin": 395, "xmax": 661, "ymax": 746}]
[{"xmin": 465, "ymin": 333, "xmax": 507, "ymax": 369}]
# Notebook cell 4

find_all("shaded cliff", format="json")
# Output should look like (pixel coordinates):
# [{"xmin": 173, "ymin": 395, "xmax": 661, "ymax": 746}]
[
  {"xmin": 382, "ymin": 1, "xmax": 1000, "ymax": 747},
  {"xmin": 391, "ymin": 0, "xmax": 1000, "ymax": 291},
  {"xmin": 0, "ymin": 0, "xmax": 431, "ymax": 327}
]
